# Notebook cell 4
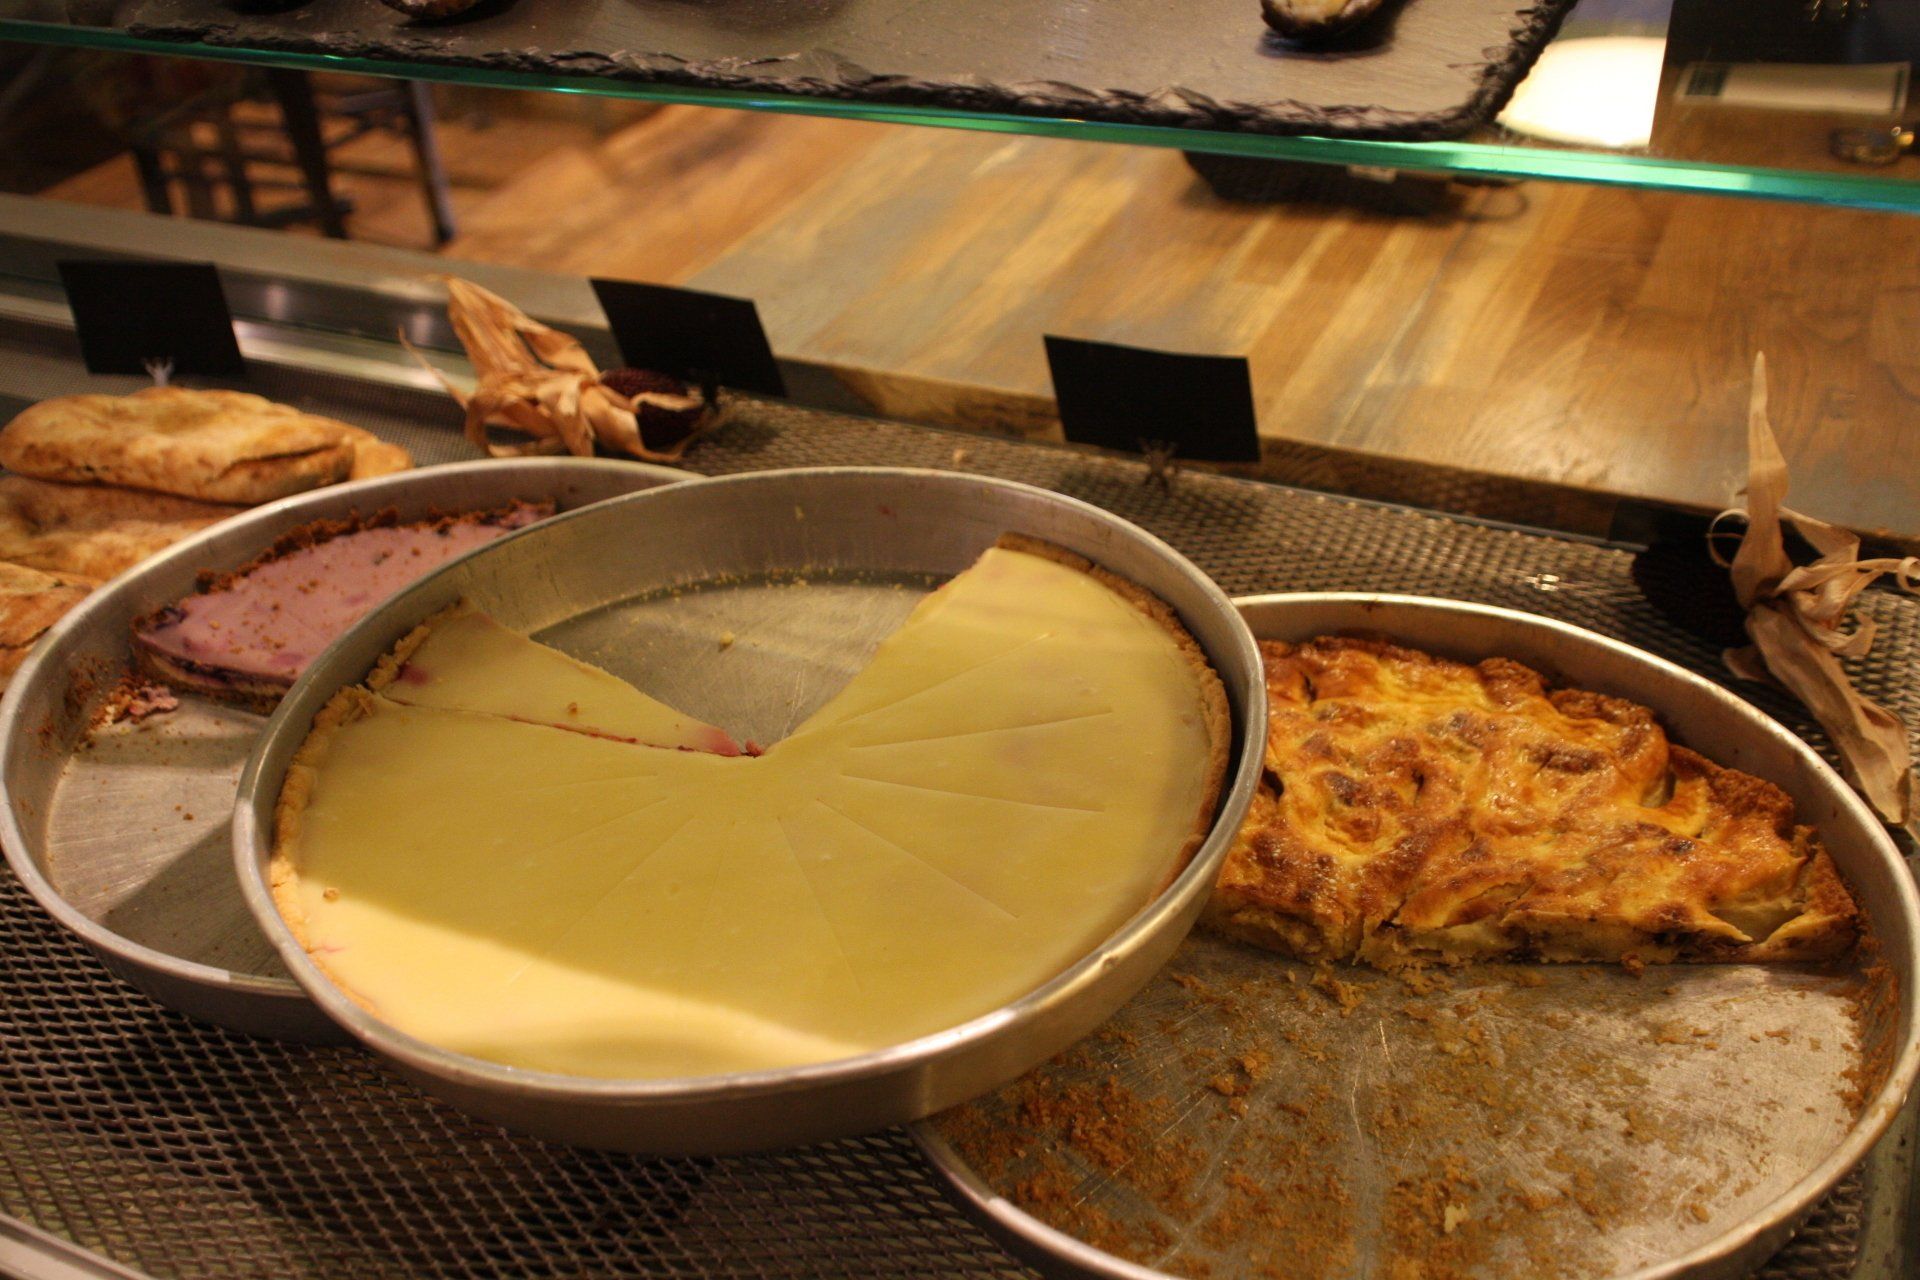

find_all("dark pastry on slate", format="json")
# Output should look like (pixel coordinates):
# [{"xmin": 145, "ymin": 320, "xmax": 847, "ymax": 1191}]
[
  {"xmin": 377, "ymin": 0, "xmax": 482, "ymax": 19},
  {"xmin": 1261, "ymin": 0, "xmax": 1388, "ymax": 40}
]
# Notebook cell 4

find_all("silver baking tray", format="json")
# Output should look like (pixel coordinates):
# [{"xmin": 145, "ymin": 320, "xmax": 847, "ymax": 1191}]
[
  {"xmin": 232, "ymin": 467, "xmax": 1267, "ymax": 1155},
  {"xmin": 0, "ymin": 458, "xmax": 689, "ymax": 1043},
  {"xmin": 914, "ymin": 593, "xmax": 1920, "ymax": 1280}
]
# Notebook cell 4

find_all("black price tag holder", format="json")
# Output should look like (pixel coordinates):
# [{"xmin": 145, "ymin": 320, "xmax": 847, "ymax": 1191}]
[
  {"xmin": 590, "ymin": 278, "xmax": 785, "ymax": 398},
  {"xmin": 1044, "ymin": 335, "xmax": 1262, "ymax": 464},
  {"xmin": 58, "ymin": 259, "xmax": 245, "ymax": 378}
]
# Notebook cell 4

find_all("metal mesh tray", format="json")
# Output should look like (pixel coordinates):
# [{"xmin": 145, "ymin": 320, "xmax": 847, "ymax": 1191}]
[{"xmin": 3, "ymin": 393, "xmax": 1915, "ymax": 1280}]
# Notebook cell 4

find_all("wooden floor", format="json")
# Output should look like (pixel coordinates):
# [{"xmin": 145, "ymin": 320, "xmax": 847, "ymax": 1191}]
[{"xmin": 42, "ymin": 83, "xmax": 1920, "ymax": 538}]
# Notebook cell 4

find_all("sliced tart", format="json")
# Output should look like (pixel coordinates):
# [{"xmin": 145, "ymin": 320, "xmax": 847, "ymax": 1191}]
[
  {"xmin": 133, "ymin": 503, "xmax": 550, "ymax": 712},
  {"xmin": 272, "ymin": 536, "xmax": 1230, "ymax": 1079}
]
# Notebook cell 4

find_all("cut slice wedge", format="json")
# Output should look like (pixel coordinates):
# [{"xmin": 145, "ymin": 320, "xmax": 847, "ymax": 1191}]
[{"xmin": 377, "ymin": 607, "xmax": 743, "ymax": 754}]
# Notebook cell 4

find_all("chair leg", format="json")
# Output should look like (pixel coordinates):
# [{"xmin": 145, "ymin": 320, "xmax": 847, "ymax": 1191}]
[
  {"xmin": 130, "ymin": 144, "xmax": 173, "ymax": 216},
  {"xmin": 216, "ymin": 113, "xmax": 258, "ymax": 224},
  {"xmin": 399, "ymin": 79, "xmax": 458, "ymax": 246},
  {"xmin": 176, "ymin": 142, "xmax": 219, "ymax": 221},
  {"xmin": 265, "ymin": 68, "xmax": 349, "ymax": 238}
]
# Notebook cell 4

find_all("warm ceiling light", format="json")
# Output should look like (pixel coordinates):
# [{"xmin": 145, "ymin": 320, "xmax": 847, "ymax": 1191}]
[{"xmin": 1499, "ymin": 36, "xmax": 1666, "ymax": 150}]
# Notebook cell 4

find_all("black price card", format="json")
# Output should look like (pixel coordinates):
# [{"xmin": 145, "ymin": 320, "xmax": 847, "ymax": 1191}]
[
  {"xmin": 58, "ymin": 259, "xmax": 245, "ymax": 377},
  {"xmin": 1045, "ymin": 336, "xmax": 1261, "ymax": 464},
  {"xmin": 590, "ymin": 278, "xmax": 785, "ymax": 397}
]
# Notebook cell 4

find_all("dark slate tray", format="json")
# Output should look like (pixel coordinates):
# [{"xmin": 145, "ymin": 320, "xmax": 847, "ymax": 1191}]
[{"xmin": 126, "ymin": 0, "xmax": 1577, "ymax": 142}]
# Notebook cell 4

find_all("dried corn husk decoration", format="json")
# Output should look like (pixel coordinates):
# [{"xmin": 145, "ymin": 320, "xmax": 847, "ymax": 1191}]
[
  {"xmin": 1711, "ymin": 353, "xmax": 1920, "ymax": 836},
  {"xmin": 403, "ymin": 278, "xmax": 715, "ymax": 464}
]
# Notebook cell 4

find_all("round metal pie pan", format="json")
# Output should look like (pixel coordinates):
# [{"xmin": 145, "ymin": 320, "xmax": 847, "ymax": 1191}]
[
  {"xmin": 232, "ymin": 467, "xmax": 1267, "ymax": 1155},
  {"xmin": 0, "ymin": 458, "xmax": 689, "ymax": 1043},
  {"xmin": 913, "ymin": 593, "xmax": 1920, "ymax": 1280}
]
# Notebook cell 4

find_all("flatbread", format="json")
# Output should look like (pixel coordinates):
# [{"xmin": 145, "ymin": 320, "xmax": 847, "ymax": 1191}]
[
  {"xmin": 0, "ymin": 562, "xmax": 93, "ymax": 690},
  {"xmin": 0, "ymin": 388, "xmax": 368, "ymax": 504},
  {"xmin": 340, "ymin": 428, "xmax": 414, "ymax": 480},
  {"xmin": 0, "ymin": 475, "xmax": 241, "ymax": 582}
]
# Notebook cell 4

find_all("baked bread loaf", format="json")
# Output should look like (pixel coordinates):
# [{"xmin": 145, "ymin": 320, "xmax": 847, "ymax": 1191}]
[
  {"xmin": 0, "ymin": 562, "xmax": 92, "ymax": 690},
  {"xmin": 0, "ymin": 388, "xmax": 404, "ymax": 504},
  {"xmin": 336, "ymin": 426, "xmax": 413, "ymax": 481},
  {"xmin": 0, "ymin": 475, "xmax": 240, "ymax": 582}
]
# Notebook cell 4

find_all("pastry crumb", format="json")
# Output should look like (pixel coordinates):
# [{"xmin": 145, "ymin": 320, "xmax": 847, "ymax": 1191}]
[
  {"xmin": 1398, "ymin": 967, "xmax": 1452, "ymax": 996},
  {"xmin": 1310, "ymin": 966, "xmax": 1364, "ymax": 1015},
  {"xmin": 93, "ymin": 677, "xmax": 179, "ymax": 729}
]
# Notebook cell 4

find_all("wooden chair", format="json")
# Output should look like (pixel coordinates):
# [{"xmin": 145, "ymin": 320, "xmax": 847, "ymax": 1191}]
[{"xmin": 127, "ymin": 67, "xmax": 456, "ymax": 245}]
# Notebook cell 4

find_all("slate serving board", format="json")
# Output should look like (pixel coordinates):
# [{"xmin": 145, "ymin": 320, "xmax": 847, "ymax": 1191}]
[{"xmin": 126, "ymin": 0, "xmax": 1578, "ymax": 142}]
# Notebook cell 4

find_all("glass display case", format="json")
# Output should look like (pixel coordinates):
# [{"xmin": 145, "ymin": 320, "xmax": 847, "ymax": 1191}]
[
  {"xmin": 2, "ymin": 0, "xmax": 1919, "ymax": 208},
  {"xmin": 0, "ymin": 3, "xmax": 1915, "ymax": 1279}
]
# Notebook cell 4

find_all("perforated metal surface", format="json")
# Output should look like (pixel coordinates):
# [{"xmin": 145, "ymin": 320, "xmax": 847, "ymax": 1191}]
[{"xmin": 4, "ymin": 392, "xmax": 1912, "ymax": 1280}]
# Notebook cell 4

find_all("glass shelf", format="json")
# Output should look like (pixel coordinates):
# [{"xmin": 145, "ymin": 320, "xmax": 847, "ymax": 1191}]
[{"xmin": 3, "ymin": 0, "xmax": 1919, "ymax": 212}]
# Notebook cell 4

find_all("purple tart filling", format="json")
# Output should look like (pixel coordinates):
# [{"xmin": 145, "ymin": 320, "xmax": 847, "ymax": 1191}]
[{"xmin": 135, "ymin": 503, "xmax": 549, "ymax": 691}]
